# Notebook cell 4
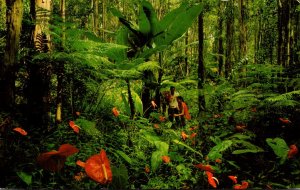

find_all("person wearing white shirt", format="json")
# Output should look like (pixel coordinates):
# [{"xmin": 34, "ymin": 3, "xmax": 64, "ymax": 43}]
[{"xmin": 168, "ymin": 86, "xmax": 180, "ymax": 125}]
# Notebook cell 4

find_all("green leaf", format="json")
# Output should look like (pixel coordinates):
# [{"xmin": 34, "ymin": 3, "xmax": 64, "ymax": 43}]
[
  {"xmin": 16, "ymin": 172, "xmax": 32, "ymax": 186},
  {"xmin": 232, "ymin": 140, "xmax": 264, "ymax": 154},
  {"xmin": 138, "ymin": 5, "xmax": 151, "ymax": 35},
  {"xmin": 131, "ymin": 90, "xmax": 143, "ymax": 116},
  {"xmin": 141, "ymin": 0, "xmax": 160, "ymax": 36},
  {"xmin": 137, "ymin": 61, "xmax": 160, "ymax": 72},
  {"xmin": 207, "ymin": 140, "xmax": 233, "ymax": 160},
  {"xmin": 154, "ymin": 141, "xmax": 169, "ymax": 155},
  {"xmin": 173, "ymin": 139, "xmax": 203, "ymax": 157},
  {"xmin": 121, "ymin": 90, "xmax": 131, "ymax": 115},
  {"xmin": 229, "ymin": 133, "xmax": 252, "ymax": 140},
  {"xmin": 111, "ymin": 165, "xmax": 129, "ymax": 189},
  {"xmin": 154, "ymin": 3, "xmax": 203, "ymax": 46},
  {"xmin": 115, "ymin": 150, "xmax": 133, "ymax": 165},
  {"xmin": 75, "ymin": 119, "xmax": 101, "ymax": 137},
  {"xmin": 266, "ymin": 138, "xmax": 289, "ymax": 164},
  {"xmin": 141, "ymin": 130, "xmax": 161, "ymax": 143},
  {"xmin": 151, "ymin": 150, "xmax": 163, "ymax": 172}
]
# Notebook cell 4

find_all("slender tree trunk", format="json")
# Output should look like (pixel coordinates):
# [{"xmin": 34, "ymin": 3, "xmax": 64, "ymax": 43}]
[
  {"xmin": 126, "ymin": 79, "xmax": 135, "ymax": 119},
  {"xmin": 0, "ymin": 0, "xmax": 23, "ymax": 111},
  {"xmin": 0, "ymin": 0, "xmax": 23, "ymax": 180},
  {"xmin": 55, "ymin": 0, "xmax": 65, "ymax": 123},
  {"xmin": 225, "ymin": 0, "xmax": 234, "ymax": 79},
  {"xmin": 155, "ymin": 52, "xmax": 163, "ymax": 112},
  {"xmin": 277, "ymin": 0, "xmax": 283, "ymax": 66},
  {"xmin": 93, "ymin": 0, "xmax": 99, "ymax": 36},
  {"xmin": 217, "ymin": 1, "xmax": 224, "ymax": 76},
  {"xmin": 27, "ymin": 0, "xmax": 52, "ymax": 128},
  {"xmin": 293, "ymin": 2, "xmax": 300, "ymax": 64},
  {"xmin": 238, "ymin": 0, "xmax": 247, "ymax": 61},
  {"xmin": 198, "ymin": 9, "xmax": 205, "ymax": 115},
  {"xmin": 185, "ymin": 31, "xmax": 189, "ymax": 76},
  {"xmin": 101, "ymin": 0, "xmax": 106, "ymax": 39}
]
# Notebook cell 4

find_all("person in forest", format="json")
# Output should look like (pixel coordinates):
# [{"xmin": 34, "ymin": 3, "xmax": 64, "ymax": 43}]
[
  {"xmin": 168, "ymin": 86, "xmax": 180, "ymax": 125},
  {"xmin": 174, "ymin": 96, "xmax": 191, "ymax": 127}
]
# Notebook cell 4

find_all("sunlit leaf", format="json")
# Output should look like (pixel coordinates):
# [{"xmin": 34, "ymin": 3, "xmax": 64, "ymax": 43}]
[
  {"xmin": 17, "ymin": 172, "xmax": 32, "ymax": 185},
  {"xmin": 266, "ymin": 138, "xmax": 289, "ymax": 164},
  {"xmin": 151, "ymin": 150, "xmax": 163, "ymax": 172},
  {"xmin": 173, "ymin": 139, "xmax": 203, "ymax": 157},
  {"xmin": 115, "ymin": 150, "xmax": 133, "ymax": 165}
]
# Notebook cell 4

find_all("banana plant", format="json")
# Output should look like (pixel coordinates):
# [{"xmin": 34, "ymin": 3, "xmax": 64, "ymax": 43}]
[{"xmin": 111, "ymin": 0, "xmax": 203, "ymax": 116}]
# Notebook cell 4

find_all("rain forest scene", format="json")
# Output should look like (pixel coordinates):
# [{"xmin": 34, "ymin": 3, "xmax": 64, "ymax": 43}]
[{"xmin": 0, "ymin": 0, "xmax": 300, "ymax": 189}]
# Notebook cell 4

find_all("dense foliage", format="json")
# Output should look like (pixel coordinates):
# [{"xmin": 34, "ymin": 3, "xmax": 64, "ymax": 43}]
[{"xmin": 0, "ymin": 0, "xmax": 300, "ymax": 189}]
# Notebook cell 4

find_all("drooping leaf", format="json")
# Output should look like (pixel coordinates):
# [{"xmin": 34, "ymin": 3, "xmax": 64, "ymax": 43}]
[
  {"xmin": 207, "ymin": 140, "xmax": 233, "ymax": 160},
  {"xmin": 141, "ymin": 0, "xmax": 160, "ymax": 36},
  {"xmin": 154, "ymin": 141, "xmax": 169, "ymax": 155},
  {"xmin": 17, "ymin": 172, "xmax": 32, "ymax": 185},
  {"xmin": 138, "ymin": 4, "xmax": 151, "ymax": 35},
  {"xmin": 266, "ymin": 138, "xmax": 289, "ymax": 164},
  {"xmin": 115, "ymin": 150, "xmax": 133, "ymax": 165},
  {"xmin": 154, "ymin": 3, "xmax": 203, "ymax": 46},
  {"xmin": 131, "ymin": 90, "xmax": 143, "ymax": 116},
  {"xmin": 173, "ymin": 139, "xmax": 203, "ymax": 157},
  {"xmin": 151, "ymin": 150, "xmax": 163, "ymax": 172},
  {"xmin": 232, "ymin": 140, "xmax": 264, "ymax": 154}
]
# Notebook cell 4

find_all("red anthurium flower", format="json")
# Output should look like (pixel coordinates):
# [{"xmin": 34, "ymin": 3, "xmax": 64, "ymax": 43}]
[
  {"xmin": 37, "ymin": 144, "xmax": 79, "ymax": 172},
  {"xmin": 228, "ymin": 175, "xmax": 238, "ymax": 184},
  {"xmin": 84, "ymin": 149, "xmax": 113, "ymax": 184},
  {"xmin": 154, "ymin": 124, "xmax": 160, "ymax": 129},
  {"xmin": 189, "ymin": 126, "xmax": 198, "ymax": 131},
  {"xmin": 76, "ymin": 160, "xmax": 86, "ymax": 168},
  {"xmin": 279, "ymin": 117, "xmax": 291, "ymax": 124},
  {"xmin": 215, "ymin": 158, "xmax": 222, "ymax": 164},
  {"xmin": 145, "ymin": 166, "xmax": 150, "ymax": 173},
  {"xmin": 194, "ymin": 163, "xmax": 214, "ymax": 173},
  {"xmin": 112, "ymin": 107, "xmax": 119, "ymax": 117},
  {"xmin": 162, "ymin": 156, "xmax": 170, "ymax": 163},
  {"xmin": 288, "ymin": 144, "xmax": 298, "ymax": 158},
  {"xmin": 69, "ymin": 121, "xmax": 80, "ymax": 133},
  {"xmin": 206, "ymin": 171, "xmax": 218, "ymax": 188},
  {"xmin": 190, "ymin": 133, "xmax": 197, "ymax": 139},
  {"xmin": 234, "ymin": 181, "xmax": 249, "ymax": 190},
  {"xmin": 235, "ymin": 125, "xmax": 246, "ymax": 132},
  {"xmin": 159, "ymin": 116, "xmax": 166, "ymax": 122},
  {"xmin": 13, "ymin": 127, "xmax": 27, "ymax": 136},
  {"xmin": 213, "ymin": 114, "xmax": 222, "ymax": 119},
  {"xmin": 251, "ymin": 107, "xmax": 257, "ymax": 112},
  {"xmin": 181, "ymin": 131, "xmax": 189, "ymax": 141}
]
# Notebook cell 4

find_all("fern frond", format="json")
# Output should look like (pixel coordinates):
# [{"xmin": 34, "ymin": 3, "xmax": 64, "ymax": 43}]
[
  {"xmin": 266, "ymin": 90, "xmax": 300, "ymax": 102},
  {"xmin": 137, "ymin": 61, "xmax": 160, "ymax": 72}
]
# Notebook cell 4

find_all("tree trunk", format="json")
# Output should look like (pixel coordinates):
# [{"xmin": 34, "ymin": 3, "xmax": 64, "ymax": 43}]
[
  {"xmin": 55, "ymin": 0, "xmax": 65, "ymax": 123},
  {"xmin": 185, "ymin": 31, "xmax": 189, "ymax": 76},
  {"xmin": 225, "ymin": 0, "xmax": 234, "ymax": 79},
  {"xmin": 0, "ymin": 0, "xmax": 23, "ymax": 111},
  {"xmin": 101, "ymin": 0, "xmax": 106, "ymax": 39},
  {"xmin": 217, "ymin": 0, "xmax": 224, "ymax": 76},
  {"xmin": 198, "ymin": 10, "xmax": 205, "ymax": 115},
  {"xmin": 155, "ymin": 52, "xmax": 163, "ymax": 112},
  {"xmin": 126, "ymin": 79, "xmax": 135, "ymax": 119},
  {"xmin": 238, "ymin": 0, "xmax": 247, "ymax": 61},
  {"xmin": 93, "ymin": 0, "xmax": 99, "ymax": 36},
  {"xmin": 27, "ymin": 0, "xmax": 52, "ymax": 128}
]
